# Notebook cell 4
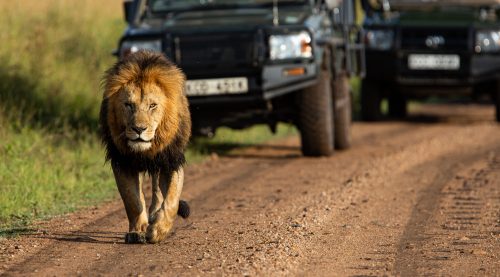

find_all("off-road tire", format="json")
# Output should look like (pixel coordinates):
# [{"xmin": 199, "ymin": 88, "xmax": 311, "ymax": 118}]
[
  {"xmin": 361, "ymin": 79, "xmax": 383, "ymax": 121},
  {"xmin": 333, "ymin": 72, "xmax": 352, "ymax": 149},
  {"xmin": 388, "ymin": 92, "xmax": 408, "ymax": 119},
  {"xmin": 297, "ymin": 62, "xmax": 334, "ymax": 157}
]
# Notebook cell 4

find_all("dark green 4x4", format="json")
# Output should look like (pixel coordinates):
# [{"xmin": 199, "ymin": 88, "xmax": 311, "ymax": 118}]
[
  {"xmin": 116, "ymin": 0, "xmax": 364, "ymax": 156},
  {"xmin": 361, "ymin": 0, "xmax": 500, "ymax": 121}
]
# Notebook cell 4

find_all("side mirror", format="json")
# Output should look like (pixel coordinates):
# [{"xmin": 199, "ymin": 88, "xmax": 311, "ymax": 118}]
[
  {"xmin": 325, "ymin": 0, "xmax": 342, "ymax": 9},
  {"xmin": 124, "ymin": 0, "xmax": 137, "ymax": 24}
]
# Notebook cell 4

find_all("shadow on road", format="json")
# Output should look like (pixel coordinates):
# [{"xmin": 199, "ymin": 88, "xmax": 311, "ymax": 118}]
[
  {"xmin": 382, "ymin": 103, "xmax": 496, "ymax": 125},
  {"xmin": 33, "ymin": 231, "xmax": 124, "ymax": 245},
  {"xmin": 193, "ymin": 141, "xmax": 302, "ymax": 159}
]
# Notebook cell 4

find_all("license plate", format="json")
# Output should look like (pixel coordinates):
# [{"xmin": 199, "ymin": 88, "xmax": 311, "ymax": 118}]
[
  {"xmin": 185, "ymin": 77, "xmax": 248, "ymax": 96},
  {"xmin": 408, "ymin": 54, "xmax": 460, "ymax": 70}
]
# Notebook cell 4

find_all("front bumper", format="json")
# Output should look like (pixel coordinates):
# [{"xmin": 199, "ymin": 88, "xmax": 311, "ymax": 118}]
[
  {"xmin": 365, "ymin": 50, "xmax": 500, "ymax": 88},
  {"xmin": 186, "ymin": 63, "xmax": 317, "ymax": 107}
]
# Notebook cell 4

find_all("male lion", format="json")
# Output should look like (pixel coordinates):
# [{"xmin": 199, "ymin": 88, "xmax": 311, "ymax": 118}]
[{"xmin": 100, "ymin": 51, "xmax": 191, "ymax": 244}]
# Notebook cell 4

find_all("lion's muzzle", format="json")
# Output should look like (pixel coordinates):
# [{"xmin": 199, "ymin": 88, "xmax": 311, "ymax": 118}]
[{"xmin": 126, "ymin": 126, "xmax": 155, "ymax": 152}]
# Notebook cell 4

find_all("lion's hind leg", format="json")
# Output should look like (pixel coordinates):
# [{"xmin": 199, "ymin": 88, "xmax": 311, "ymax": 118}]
[
  {"xmin": 148, "ymin": 171, "xmax": 163, "ymax": 222},
  {"xmin": 146, "ymin": 167, "xmax": 185, "ymax": 243}
]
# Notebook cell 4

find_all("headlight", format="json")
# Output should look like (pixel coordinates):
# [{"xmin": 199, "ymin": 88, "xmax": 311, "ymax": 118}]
[
  {"xmin": 269, "ymin": 31, "xmax": 312, "ymax": 60},
  {"xmin": 120, "ymin": 40, "xmax": 162, "ymax": 58},
  {"xmin": 475, "ymin": 30, "xmax": 500, "ymax": 53},
  {"xmin": 365, "ymin": 30, "xmax": 394, "ymax": 51}
]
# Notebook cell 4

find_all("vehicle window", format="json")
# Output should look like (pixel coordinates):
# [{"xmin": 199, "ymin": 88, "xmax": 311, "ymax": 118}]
[{"xmin": 149, "ymin": 0, "xmax": 307, "ymax": 12}]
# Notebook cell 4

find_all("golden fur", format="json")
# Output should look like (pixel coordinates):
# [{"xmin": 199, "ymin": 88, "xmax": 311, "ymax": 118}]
[{"xmin": 99, "ymin": 51, "xmax": 191, "ymax": 243}]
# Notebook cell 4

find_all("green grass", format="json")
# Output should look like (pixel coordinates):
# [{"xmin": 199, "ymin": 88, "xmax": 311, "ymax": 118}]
[
  {"xmin": 0, "ymin": 125, "xmax": 116, "ymax": 226},
  {"xmin": 0, "ymin": 0, "xmax": 124, "ymax": 232}
]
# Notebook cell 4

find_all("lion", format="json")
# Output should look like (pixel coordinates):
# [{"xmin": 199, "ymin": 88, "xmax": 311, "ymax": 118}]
[{"xmin": 99, "ymin": 50, "xmax": 191, "ymax": 244}]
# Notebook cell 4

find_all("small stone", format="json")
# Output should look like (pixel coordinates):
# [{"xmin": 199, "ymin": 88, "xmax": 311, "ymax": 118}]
[{"xmin": 471, "ymin": 249, "xmax": 487, "ymax": 255}]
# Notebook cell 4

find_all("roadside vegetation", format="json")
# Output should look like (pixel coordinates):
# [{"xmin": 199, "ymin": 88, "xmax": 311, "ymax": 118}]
[{"xmin": 0, "ymin": 0, "xmax": 296, "ymax": 234}]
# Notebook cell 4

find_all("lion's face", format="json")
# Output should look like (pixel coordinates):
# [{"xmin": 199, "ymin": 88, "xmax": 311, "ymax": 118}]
[
  {"xmin": 117, "ymin": 83, "xmax": 167, "ymax": 152},
  {"xmin": 101, "ymin": 51, "xmax": 190, "ymax": 158}
]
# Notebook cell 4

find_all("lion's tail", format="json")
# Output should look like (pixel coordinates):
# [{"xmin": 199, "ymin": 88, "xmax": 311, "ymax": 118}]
[{"xmin": 177, "ymin": 200, "xmax": 190, "ymax": 219}]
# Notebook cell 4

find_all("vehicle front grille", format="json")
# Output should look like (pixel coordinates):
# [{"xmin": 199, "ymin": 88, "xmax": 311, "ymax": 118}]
[
  {"xmin": 400, "ymin": 27, "xmax": 470, "ymax": 51},
  {"xmin": 174, "ymin": 32, "xmax": 257, "ymax": 72}
]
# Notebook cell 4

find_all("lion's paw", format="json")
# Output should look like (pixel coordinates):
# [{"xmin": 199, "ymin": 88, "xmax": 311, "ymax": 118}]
[
  {"xmin": 146, "ymin": 224, "xmax": 170, "ymax": 244},
  {"xmin": 124, "ymin": 232, "xmax": 147, "ymax": 244}
]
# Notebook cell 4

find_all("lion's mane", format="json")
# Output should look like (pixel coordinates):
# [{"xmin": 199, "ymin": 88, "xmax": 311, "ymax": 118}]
[{"xmin": 99, "ymin": 51, "xmax": 191, "ymax": 175}]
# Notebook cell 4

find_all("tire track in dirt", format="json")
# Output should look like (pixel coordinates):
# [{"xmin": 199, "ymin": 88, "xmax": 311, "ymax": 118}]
[
  {"xmin": 395, "ymin": 150, "xmax": 500, "ymax": 276},
  {"xmin": 292, "ymin": 122, "xmax": 500, "ymax": 276},
  {"xmin": 348, "ymin": 148, "xmax": 491, "ymax": 277}
]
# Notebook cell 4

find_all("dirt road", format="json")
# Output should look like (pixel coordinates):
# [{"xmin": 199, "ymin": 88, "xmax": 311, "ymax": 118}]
[{"xmin": 1, "ymin": 103, "xmax": 499, "ymax": 276}]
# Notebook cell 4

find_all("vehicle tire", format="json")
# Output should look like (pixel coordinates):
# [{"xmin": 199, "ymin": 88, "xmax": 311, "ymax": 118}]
[
  {"xmin": 297, "ymin": 58, "xmax": 334, "ymax": 157},
  {"xmin": 388, "ymin": 92, "xmax": 407, "ymax": 118},
  {"xmin": 361, "ymin": 79, "xmax": 382, "ymax": 121},
  {"xmin": 333, "ymin": 72, "xmax": 352, "ymax": 150}
]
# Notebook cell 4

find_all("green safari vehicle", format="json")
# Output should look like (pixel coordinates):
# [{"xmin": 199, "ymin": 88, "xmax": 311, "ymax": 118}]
[{"xmin": 361, "ymin": 0, "xmax": 500, "ymax": 121}]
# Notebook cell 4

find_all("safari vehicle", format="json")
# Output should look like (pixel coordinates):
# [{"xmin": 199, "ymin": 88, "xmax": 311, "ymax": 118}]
[
  {"xmin": 361, "ymin": 0, "xmax": 500, "ymax": 121},
  {"xmin": 115, "ymin": 0, "xmax": 365, "ymax": 156}
]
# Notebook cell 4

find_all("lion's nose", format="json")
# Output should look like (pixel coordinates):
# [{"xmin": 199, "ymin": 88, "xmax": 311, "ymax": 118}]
[{"xmin": 132, "ymin": 126, "xmax": 147, "ymax": 134}]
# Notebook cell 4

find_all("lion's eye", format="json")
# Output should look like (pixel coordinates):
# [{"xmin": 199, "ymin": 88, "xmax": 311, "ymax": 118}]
[
  {"xmin": 124, "ymin": 103, "xmax": 134, "ymax": 110},
  {"xmin": 149, "ymin": 103, "xmax": 157, "ymax": 110}
]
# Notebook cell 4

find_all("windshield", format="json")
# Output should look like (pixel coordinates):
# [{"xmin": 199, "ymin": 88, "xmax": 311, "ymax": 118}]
[
  {"xmin": 389, "ymin": 0, "xmax": 500, "ymax": 8},
  {"xmin": 149, "ymin": 0, "xmax": 307, "ymax": 13}
]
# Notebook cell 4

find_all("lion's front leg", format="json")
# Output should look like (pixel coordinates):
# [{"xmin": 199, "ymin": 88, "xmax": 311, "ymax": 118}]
[
  {"xmin": 112, "ymin": 164, "xmax": 149, "ymax": 244},
  {"xmin": 146, "ymin": 167, "xmax": 184, "ymax": 243}
]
